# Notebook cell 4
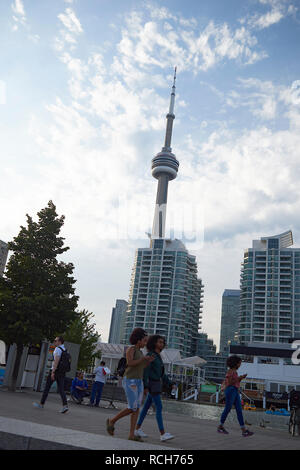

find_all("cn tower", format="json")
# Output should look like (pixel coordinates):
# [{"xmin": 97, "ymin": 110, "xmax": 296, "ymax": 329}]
[
  {"xmin": 151, "ymin": 68, "xmax": 179, "ymax": 240},
  {"xmin": 121, "ymin": 69, "xmax": 204, "ymax": 356}
]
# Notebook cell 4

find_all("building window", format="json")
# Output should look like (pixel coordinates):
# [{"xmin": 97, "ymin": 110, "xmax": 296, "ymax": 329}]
[{"xmin": 270, "ymin": 383, "xmax": 278, "ymax": 392}]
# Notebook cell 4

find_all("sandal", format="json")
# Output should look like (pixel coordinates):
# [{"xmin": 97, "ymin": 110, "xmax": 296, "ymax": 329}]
[
  {"xmin": 106, "ymin": 418, "xmax": 115, "ymax": 436},
  {"xmin": 129, "ymin": 435, "xmax": 144, "ymax": 442}
]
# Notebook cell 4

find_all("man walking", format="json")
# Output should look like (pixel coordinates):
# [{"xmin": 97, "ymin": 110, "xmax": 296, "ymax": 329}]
[
  {"xmin": 90, "ymin": 361, "xmax": 108, "ymax": 407},
  {"xmin": 33, "ymin": 336, "xmax": 69, "ymax": 413}
]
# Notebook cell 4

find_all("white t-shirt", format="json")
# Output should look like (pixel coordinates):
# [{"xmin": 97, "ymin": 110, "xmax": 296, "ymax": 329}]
[
  {"xmin": 94, "ymin": 366, "xmax": 108, "ymax": 383},
  {"xmin": 52, "ymin": 344, "xmax": 66, "ymax": 371}
]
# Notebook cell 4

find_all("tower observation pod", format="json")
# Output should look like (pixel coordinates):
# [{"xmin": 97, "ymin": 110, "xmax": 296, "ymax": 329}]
[{"xmin": 151, "ymin": 68, "xmax": 179, "ymax": 239}]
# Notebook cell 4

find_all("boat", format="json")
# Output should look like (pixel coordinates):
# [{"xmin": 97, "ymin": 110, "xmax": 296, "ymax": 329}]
[
  {"xmin": 243, "ymin": 403, "xmax": 256, "ymax": 411},
  {"xmin": 265, "ymin": 408, "xmax": 290, "ymax": 416}
]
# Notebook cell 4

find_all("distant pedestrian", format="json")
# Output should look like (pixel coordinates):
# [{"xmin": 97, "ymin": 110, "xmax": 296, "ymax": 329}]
[
  {"xmin": 135, "ymin": 335, "xmax": 174, "ymax": 442},
  {"xmin": 33, "ymin": 336, "xmax": 70, "ymax": 413},
  {"xmin": 171, "ymin": 384, "xmax": 177, "ymax": 399},
  {"xmin": 90, "ymin": 361, "xmax": 109, "ymax": 407},
  {"xmin": 218, "ymin": 355, "xmax": 253, "ymax": 437},
  {"xmin": 106, "ymin": 328, "xmax": 154, "ymax": 441},
  {"xmin": 71, "ymin": 371, "xmax": 90, "ymax": 404}
]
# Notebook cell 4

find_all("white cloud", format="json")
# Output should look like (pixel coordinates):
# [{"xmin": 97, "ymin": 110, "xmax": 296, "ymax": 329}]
[
  {"xmin": 11, "ymin": 0, "xmax": 40, "ymax": 43},
  {"xmin": 11, "ymin": 0, "xmax": 26, "ymax": 29},
  {"xmin": 245, "ymin": 0, "xmax": 297, "ymax": 30},
  {"xmin": 12, "ymin": 0, "xmax": 25, "ymax": 17},
  {"xmin": 115, "ymin": 10, "xmax": 267, "ymax": 76},
  {"xmin": 58, "ymin": 8, "xmax": 83, "ymax": 34},
  {"xmin": 55, "ymin": 7, "xmax": 83, "ymax": 54}
]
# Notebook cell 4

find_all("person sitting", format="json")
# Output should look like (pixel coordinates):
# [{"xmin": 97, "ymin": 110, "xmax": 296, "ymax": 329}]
[{"xmin": 71, "ymin": 371, "xmax": 90, "ymax": 404}]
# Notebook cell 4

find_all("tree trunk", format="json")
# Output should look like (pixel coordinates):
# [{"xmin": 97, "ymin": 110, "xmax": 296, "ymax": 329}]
[{"xmin": 9, "ymin": 344, "xmax": 24, "ymax": 392}]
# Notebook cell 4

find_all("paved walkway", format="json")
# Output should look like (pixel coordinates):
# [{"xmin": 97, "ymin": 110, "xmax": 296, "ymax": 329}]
[{"xmin": 0, "ymin": 390, "xmax": 299, "ymax": 450}]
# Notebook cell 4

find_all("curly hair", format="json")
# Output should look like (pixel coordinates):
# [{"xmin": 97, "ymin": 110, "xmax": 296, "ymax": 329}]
[
  {"xmin": 129, "ymin": 328, "xmax": 147, "ymax": 345},
  {"xmin": 226, "ymin": 355, "xmax": 242, "ymax": 369},
  {"xmin": 146, "ymin": 335, "xmax": 166, "ymax": 352}
]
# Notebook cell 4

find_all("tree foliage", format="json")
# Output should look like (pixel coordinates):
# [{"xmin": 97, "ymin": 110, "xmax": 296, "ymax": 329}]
[
  {"xmin": 64, "ymin": 309, "xmax": 100, "ymax": 371},
  {"xmin": 0, "ymin": 201, "xmax": 78, "ymax": 390}
]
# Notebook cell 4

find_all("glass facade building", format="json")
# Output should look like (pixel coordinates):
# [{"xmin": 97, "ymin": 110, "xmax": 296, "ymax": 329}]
[
  {"xmin": 239, "ymin": 231, "xmax": 300, "ymax": 343},
  {"xmin": 219, "ymin": 289, "xmax": 240, "ymax": 352},
  {"xmin": 108, "ymin": 299, "xmax": 128, "ymax": 344},
  {"xmin": 121, "ymin": 238, "xmax": 204, "ymax": 357},
  {"xmin": 195, "ymin": 332, "xmax": 227, "ymax": 383}
]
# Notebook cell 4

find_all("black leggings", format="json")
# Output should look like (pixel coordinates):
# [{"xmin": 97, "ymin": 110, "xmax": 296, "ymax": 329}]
[{"xmin": 41, "ymin": 371, "xmax": 67, "ymax": 406}]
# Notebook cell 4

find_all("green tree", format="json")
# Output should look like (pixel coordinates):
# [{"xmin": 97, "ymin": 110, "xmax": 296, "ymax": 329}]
[
  {"xmin": 64, "ymin": 309, "xmax": 101, "ymax": 371},
  {"xmin": 0, "ymin": 201, "xmax": 78, "ymax": 391}
]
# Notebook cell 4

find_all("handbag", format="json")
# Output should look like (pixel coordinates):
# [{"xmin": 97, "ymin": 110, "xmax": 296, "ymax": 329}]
[{"xmin": 149, "ymin": 379, "xmax": 162, "ymax": 395}]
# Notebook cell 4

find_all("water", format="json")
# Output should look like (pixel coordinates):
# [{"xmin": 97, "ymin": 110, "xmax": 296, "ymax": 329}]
[{"xmin": 162, "ymin": 399, "xmax": 290, "ymax": 431}]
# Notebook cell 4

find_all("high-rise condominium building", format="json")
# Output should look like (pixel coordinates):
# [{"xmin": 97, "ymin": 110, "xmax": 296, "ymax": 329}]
[
  {"xmin": 219, "ymin": 289, "xmax": 240, "ymax": 352},
  {"xmin": 239, "ymin": 230, "xmax": 300, "ymax": 343},
  {"xmin": 122, "ymin": 239, "xmax": 203, "ymax": 356},
  {"xmin": 121, "ymin": 71, "xmax": 204, "ymax": 357},
  {"xmin": 0, "ymin": 240, "xmax": 8, "ymax": 276},
  {"xmin": 108, "ymin": 299, "xmax": 128, "ymax": 344}
]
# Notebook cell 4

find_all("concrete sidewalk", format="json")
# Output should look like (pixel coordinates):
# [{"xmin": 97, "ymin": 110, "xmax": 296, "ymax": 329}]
[{"xmin": 0, "ymin": 389, "xmax": 299, "ymax": 450}]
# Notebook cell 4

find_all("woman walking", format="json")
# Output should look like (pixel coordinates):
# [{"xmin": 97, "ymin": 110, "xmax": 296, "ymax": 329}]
[
  {"xmin": 106, "ymin": 328, "xmax": 154, "ymax": 441},
  {"xmin": 135, "ymin": 335, "xmax": 174, "ymax": 442},
  {"xmin": 218, "ymin": 355, "xmax": 254, "ymax": 437}
]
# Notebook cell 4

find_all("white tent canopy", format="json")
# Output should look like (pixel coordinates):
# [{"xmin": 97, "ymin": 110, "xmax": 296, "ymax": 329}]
[
  {"xmin": 95, "ymin": 342, "xmax": 206, "ymax": 369},
  {"xmin": 173, "ymin": 356, "xmax": 207, "ymax": 367}
]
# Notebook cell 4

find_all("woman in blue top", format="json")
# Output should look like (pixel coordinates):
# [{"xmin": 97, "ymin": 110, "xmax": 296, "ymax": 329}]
[
  {"xmin": 135, "ymin": 335, "xmax": 175, "ymax": 442},
  {"xmin": 71, "ymin": 371, "xmax": 90, "ymax": 404}
]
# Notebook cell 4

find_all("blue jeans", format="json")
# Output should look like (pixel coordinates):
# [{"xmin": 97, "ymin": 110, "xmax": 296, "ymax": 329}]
[
  {"xmin": 72, "ymin": 388, "xmax": 90, "ymax": 401},
  {"xmin": 220, "ymin": 386, "xmax": 245, "ymax": 427},
  {"xmin": 137, "ymin": 392, "xmax": 164, "ymax": 432},
  {"xmin": 123, "ymin": 378, "xmax": 144, "ymax": 411},
  {"xmin": 90, "ymin": 381, "xmax": 104, "ymax": 405}
]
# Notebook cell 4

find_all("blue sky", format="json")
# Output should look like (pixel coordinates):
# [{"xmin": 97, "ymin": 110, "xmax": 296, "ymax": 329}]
[{"xmin": 1, "ymin": 0, "xmax": 300, "ymax": 350}]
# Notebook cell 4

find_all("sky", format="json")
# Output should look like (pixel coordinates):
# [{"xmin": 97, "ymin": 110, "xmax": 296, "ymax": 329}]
[{"xmin": 1, "ymin": 0, "xmax": 300, "ymax": 350}]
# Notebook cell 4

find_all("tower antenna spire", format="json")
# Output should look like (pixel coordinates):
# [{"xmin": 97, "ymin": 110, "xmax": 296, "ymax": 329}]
[
  {"xmin": 163, "ymin": 66, "xmax": 177, "ymax": 151},
  {"xmin": 151, "ymin": 68, "xmax": 179, "ymax": 240}
]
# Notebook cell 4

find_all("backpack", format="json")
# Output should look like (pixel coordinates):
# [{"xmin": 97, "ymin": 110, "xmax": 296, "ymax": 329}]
[
  {"xmin": 290, "ymin": 390, "xmax": 300, "ymax": 408},
  {"xmin": 117, "ymin": 357, "xmax": 127, "ymax": 377},
  {"xmin": 57, "ymin": 346, "xmax": 71, "ymax": 374}
]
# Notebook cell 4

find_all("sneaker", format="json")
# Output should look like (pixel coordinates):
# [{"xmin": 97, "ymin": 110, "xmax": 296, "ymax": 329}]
[
  {"xmin": 33, "ymin": 402, "xmax": 44, "ymax": 409},
  {"xmin": 60, "ymin": 406, "xmax": 69, "ymax": 414},
  {"xmin": 242, "ymin": 429, "xmax": 254, "ymax": 437},
  {"xmin": 160, "ymin": 432, "xmax": 174, "ymax": 441},
  {"xmin": 135, "ymin": 429, "xmax": 148, "ymax": 438},
  {"xmin": 217, "ymin": 425, "xmax": 229, "ymax": 434}
]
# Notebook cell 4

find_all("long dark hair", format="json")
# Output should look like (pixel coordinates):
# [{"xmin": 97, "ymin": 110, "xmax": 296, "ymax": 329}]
[{"xmin": 146, "ymin": 335, "xmax": 165, "ymax": 352}]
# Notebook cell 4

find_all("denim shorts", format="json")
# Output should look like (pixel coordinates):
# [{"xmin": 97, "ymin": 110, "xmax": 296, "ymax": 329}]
[{"xmin": 122, "ymin": 378, "xmax": 144, "ymax": 411}]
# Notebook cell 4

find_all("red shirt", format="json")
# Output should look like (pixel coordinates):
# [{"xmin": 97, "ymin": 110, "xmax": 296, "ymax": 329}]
[{"xmin": 221, "ymin": 369, "xmax": 240, "ymax": 391}]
